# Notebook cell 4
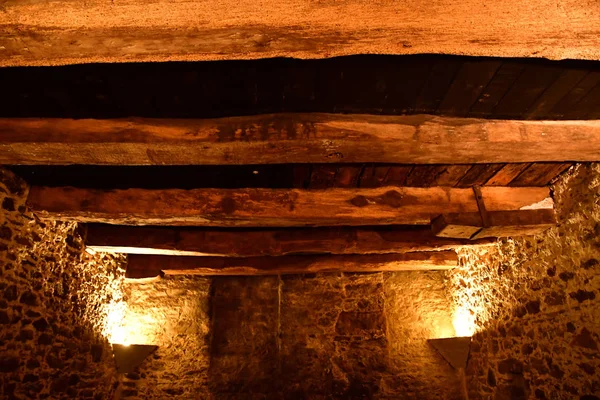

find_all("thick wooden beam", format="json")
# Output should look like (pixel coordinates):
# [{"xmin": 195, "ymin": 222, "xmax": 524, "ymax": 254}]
[
  {"xmin": 431, "ymin": 209, "xmax": 557, "ymax": 239},
  {"xmin": 85, "ymin": 224, "xmax": 493, "ymax": 257},
  {"xmin": 1, "ymin": 0, "xmax": 599, "ymax": 66},
  {"xmin": 2, "ymin": 115, "xmax": 600, "ymax": 165},
  {"xmin": 125, "ymin": 251, "xmax": 459, "ymax": 278},
  {"xmin": 28, "ymin": 186, "xmax": 551, "ymax": 227}
]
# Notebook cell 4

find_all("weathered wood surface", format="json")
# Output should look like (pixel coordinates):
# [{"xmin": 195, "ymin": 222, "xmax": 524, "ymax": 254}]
[
  {"xmin": 125, "ymin": 251, "xmax": 459, "ymax": 278},
  {"xmin": 2, "ymin": 0, "xmax": 599, "ymax": 66},
  {"xmin": 431, "ymin": 209, "xmax": 556, "ymax": 239},
  {"xmin": 85, "ymin": 224, "xmax": 493, "ymax": 257},
  {"xmin": 3, "ymin": 114, "xmax": 600, "ymax": 165},
  {"xmin": 28, "ymin": 186, "xmax": 551, "ymax": 227}
]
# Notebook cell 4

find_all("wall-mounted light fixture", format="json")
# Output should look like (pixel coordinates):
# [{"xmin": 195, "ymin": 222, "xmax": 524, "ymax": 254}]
[
  {"xmin": 112, "ymin": 344, "xmax": 158, "ymax": 374},
  {"xmin": 428, "ymin": 336, "xmax": 472, "ymax": 400},
  {"xmin": 427, "ymin": 336, "xmax": 471, "ymax": 370}
]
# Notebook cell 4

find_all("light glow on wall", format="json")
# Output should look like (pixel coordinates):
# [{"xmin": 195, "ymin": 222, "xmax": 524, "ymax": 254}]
[
  {"xmin": 452, "ymin": 306, "xmax": 476, "ymax": 337},
  {"xmin": 103, "ymin": 298, "xmax": 159, "ymax": 346}
]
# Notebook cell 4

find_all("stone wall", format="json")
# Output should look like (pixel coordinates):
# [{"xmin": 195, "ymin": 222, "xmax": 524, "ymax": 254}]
[
  {"xmin": 128, "ymin": 271, "xmax": 462, "ymax": 399},
  {"xmin": 0, "ymin": 168, "xmax": 125, "ymax": 399},
  {"xmin": 4, "ymin": 163, "xmax": 599, "ymax": 400},
  {"xmin": 452, "ymin": 164, "xmax": 600, "ymax": 400}
]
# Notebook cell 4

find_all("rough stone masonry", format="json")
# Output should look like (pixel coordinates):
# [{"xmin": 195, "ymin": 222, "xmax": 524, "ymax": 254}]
[{"xmin": 1, "ymin": 164, "xmax": 600, "ymax": 399}]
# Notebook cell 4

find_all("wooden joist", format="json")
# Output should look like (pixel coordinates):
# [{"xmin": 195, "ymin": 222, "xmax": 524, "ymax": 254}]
[
  {"xmin": 125, "ymin": 251, "xmax": 459, "ymax": 278},
  {"xmin": 85, "ymin": 224, "xmax": 493, "ymax": 257},
  {"xmin": 2, "ymin": 115, "xmax": 600, "ymax": 165},
  {"xmin": 2, "ymin": 0, "xmax": 600, "ymax": 66},
  {"xmin": 432, "ymin": 209, "xmax": 557, "ymax": 239},
  {"xmin": 28, "ymin": 186, "xmax": 551, "ymax": 227}
]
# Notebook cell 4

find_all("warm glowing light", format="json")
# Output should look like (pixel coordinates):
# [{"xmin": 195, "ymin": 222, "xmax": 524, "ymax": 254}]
[
  {"xmin": 101, "ymin": 283, "xmax": 159, "ymax": 346},
  {"xmin": 102, "ymin": 300, "xmax": 159, "ymax": 346},
  {"xmin": 452, "ymin": 306, "xmax": 476, "ymax": 337},
  {"xmin": 103, "ymin": 300, "xmax": 129, "ymax": 345}
]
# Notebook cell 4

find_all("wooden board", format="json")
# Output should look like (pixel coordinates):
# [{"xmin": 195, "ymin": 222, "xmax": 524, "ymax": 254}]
[
  {"xmin": 3, "ymin": 0, "xmax": 600, "ymax": 67},
  {"xmin": 524, "ymin": 70, "xmax": 589, "ymax": 119},
  {"xmin": 509, "ymin": 163, "xmax": 572, "ymax": 187},
  {"xmin": 414, "ymin": 58, "xmax": 464, "ymax": 113},
  {"xmin": 382, "ymin": 166, "xmax": 413, "ymax": 186},
  {"xmin": 431, "ymin": 209, "xmax": 556, "ymax": 239},
  {"xmin": 27, "ymin": 186, "xmax": 552, "ymax": 227},
  {"xmin": 125, "ymin": 251, "xmax": 459, "ymax": 278},
  {"xmin": 549, "ymin": 72, "xmax": 600, "ymax": 119},
  {"xmin": 434, "ymin": 166, "xmax": 474, "ymax": 187},
  {"xmin": 359, "ymin": 166, "xmax": 391, "ymax": 188},
  {"xmin": 437, "ymin": 61, "xmax": 502, "ymax": 115},
  {"xmin": 333, "ymin": 166, "xmax": 362, "ymax": 188},
  {"xmin": 492, "ymin": 64, "xmax": 563, "ymax": 118},
  {"xmin": 309, "ymin": 165, "xmax": 338, "ymax": 189},
  {"xmin": 3, "ymin": 114, "xmax": 600, "ymax": 165},
  {"xmin": 485, "ymin": 164, "xmax": 531, "ymax": 186},
  {"xmin": 404, "ymin": 166, "xmax": 447, "ymax": 187},
  {"xmin": 455, "ymin": 165, "xmax": 504, "ymax": 188},
  {"xmin": 468, "ymin": 62, "xmax": 526, "ymax": 117},
  {"xmin": 85, "ymin": 224, "xmax": 493, "ymax": 257}
]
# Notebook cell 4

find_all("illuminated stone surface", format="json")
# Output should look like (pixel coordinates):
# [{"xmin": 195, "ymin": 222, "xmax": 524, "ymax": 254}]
[
  {"xmin": 0, "ymin": 169, "xmax": 125, "ymax": 399},
  {"xmin": 1, "ymin": 164, "xmax": 599, "ymax": 399},
  {"xmin": 452, "ymin": 164, "xmax": 600, "ymax": 399}
]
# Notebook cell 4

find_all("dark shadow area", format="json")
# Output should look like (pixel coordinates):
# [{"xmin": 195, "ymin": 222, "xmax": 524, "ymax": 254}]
[{"xmin": 1, "ymin": 54, "xmax": 599, "ymax": 120}]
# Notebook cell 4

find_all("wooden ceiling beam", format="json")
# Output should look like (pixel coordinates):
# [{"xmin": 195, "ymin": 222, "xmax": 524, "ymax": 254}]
[
  {"xmin": 432, "ymin": 209, "xmax": 557, "ymax": 240},
  {"xmin": 125, "ymin": 251, "xmax": 459, "ymax": 278},
  {"xmin": 2, "ymin": 0, "xmax": 600, "ymax": 66},
  {"xmin": 28, "ymin": 186, "xmax": 551, "ymax": 227},
  {"xmin": 2, "ymin": 114, "xmax": 600, "ymax": 165},
  {"xmin": 84, "ymin": 224, "xmax": 493, "ymax": 257}
]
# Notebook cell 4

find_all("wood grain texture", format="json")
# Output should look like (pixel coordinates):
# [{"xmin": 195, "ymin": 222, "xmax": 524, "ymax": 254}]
[
  {"xmin": 27, "ymin": 186, "xmax": 552, "ymax": 227},
  {"xmin": 491, "ymin": 64, "xmax": 563, "ymax": 118},
  {"xmin": 468, "ymin": 63, "xmax": 526, "ymax": 117},
  {"xmin": 485, "ymin": 164, "xmax": 531, "ymax": 186},
  {"xmin": 3, "ymin": 114, "xmax": 600, "ymax": 165},
  {"xmin": 437, "ymin": 61, "xmax": 501, "ymax": 115},
  {"xmin": 524, "ymin": 70, "xmax": 589, "ymax": 119},
  {"xmin": 85, "ymin": 224, "xmax": 492, "ymax": 257},
  {"xmin": 125, "ymin": 251, "xmax": 459, "ymax": 278},
  {"xmin": 432, "ymin": 209, "xmax": 556, "ymax": 239},
  {"xmin": 334, "ymin": 166, "xmax": 363, "ymax": 188},
  {"xmin": 455, "ymin": 164, "xmax": 505, "ymax": 188},
  {"xmin": 509, "ymin": 163, "xmax": 572, "ymax": 186},
  {"xmin": 3, "ymin": 0, "xmax": 599, "ymax": 66},
  {"xmin": 549, "ymin": 72, "xmax": 600, "ymax": 118}
]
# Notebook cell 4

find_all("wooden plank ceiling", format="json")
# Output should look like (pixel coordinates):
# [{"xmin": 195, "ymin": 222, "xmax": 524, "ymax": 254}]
[
  {"xmin": 1, "ymin": 55, "xmax": 600, "ymax": 120},
  {"xmin": 3, "ymin": 54, "xmax": 598, "ymax": 277}
]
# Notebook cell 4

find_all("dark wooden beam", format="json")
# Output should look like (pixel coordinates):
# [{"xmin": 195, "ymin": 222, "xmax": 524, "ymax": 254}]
[
  {"xmin": 2, "ymin": 0, "xmax": 599, "ymax": 66},
  {"xmin": 85, "ymin": 224, "xmax": 493, "ymax": 257},
  {"xmin": 2, "ymin": 115, "xmax": 600, "ymax": 165},
  {"xmin": 28, "ymin": 186, "xmax": 551, "ymax": 227},
  {"xmin": 431, "ymin": 209, "xmax": 556, "ymax": 239},
  {"xmin": 125, "ymin": 251, "xmax": 459, "ymax": 278}
]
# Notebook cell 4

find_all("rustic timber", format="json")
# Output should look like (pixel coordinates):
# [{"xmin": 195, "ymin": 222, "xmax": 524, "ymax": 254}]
[
  {"xmin": 3, "ymin": 115, "xmax": 600, "ymax": 165},
  {"xmin": 125, "ymin": 251, "xmax": 459, "ymax": 278},
  {"xmin": 510, "ymin": 163, "xmax": 572, "ymax": 187},
  {"xmin": 3, "ymin": 0, "xmax": 600, "ymax": 66},
  {"xmin": 7, "ymin": 163, "xmax": 571, "ymax": 190},
  {"xmin": 485, "ymin": 164, "xmax": 531, "ymax": 186},
  {"xmin": 3, "ymin": 57, "xmax": 600, "ymax": 121},
  {"xmin": 27, "ymin": 186, "xmax": 552, "ymax": 227},
  {"xmin": 85, "ymin": 224, "xmax": 493, "ymax": 257},
  {"xmin": 431, "ymin": 209, "xmax": 557, "ymax": 240}
]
